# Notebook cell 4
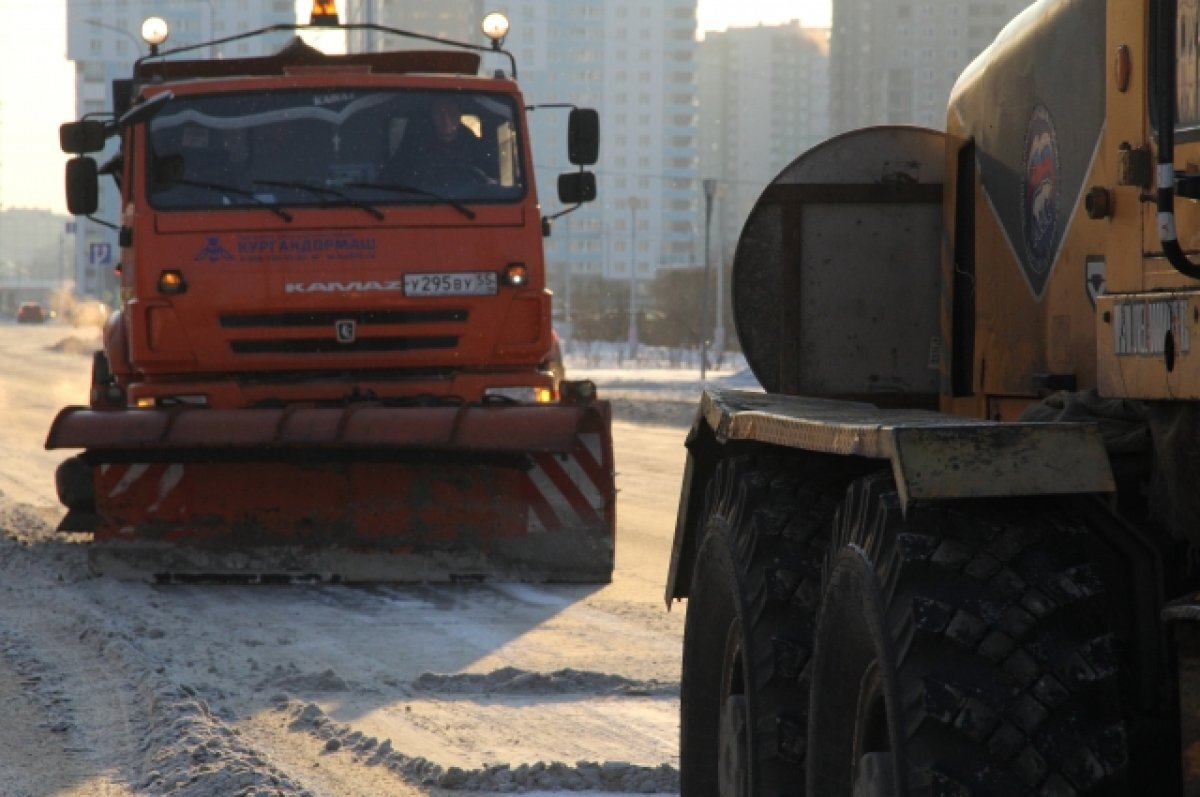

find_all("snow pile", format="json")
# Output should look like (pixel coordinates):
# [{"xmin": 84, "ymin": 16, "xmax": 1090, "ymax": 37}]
[
  {"xmin": 412, "ymin": 666, "xmax": 678, "ymax": 697},
  {"xmin": 0, "ymin": 512, "xmax": 312, "ymax": 797},
  {"xmin": 137, "ymin": 684, "xmax": 307, "ymax": 797},
  {"xmin": 48, "ymin": 334, "xmax": 102, "ymax": 356},
  {"xmin": 279, "ymin": 697, "xmax": 680, "ymax": 793},
  {"xmin": 261, "ymin": 663, "xmax": 352, "ymax": 693},
  {"xmin": 574, "ymin": 365, "xmax": 762, "ymax": 427}
]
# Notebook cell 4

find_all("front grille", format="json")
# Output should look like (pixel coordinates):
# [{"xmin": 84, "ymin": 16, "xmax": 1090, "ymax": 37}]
[
  {"xmin": 231, "ymin": 336, "xmax": 459, "ymax": 354},
  {"xmin": 220, "ymin": 309, "xmax": 468, "ymax": 328}
]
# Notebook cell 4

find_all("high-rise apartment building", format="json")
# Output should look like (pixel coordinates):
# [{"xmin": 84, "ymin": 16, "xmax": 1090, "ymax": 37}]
[
  {"xmin": 65, "ymin": 0, "xmax": 296, "ymax": 298},
  {"xmin": 698, "ymin": 22, "xmax": 830, "ymax": 269},
  {"xmin": 343, "ymin": 0, "xmax": 699, "ymax": 331},
  {"xmin": 830, "ymin": 0, "xmax": 1031, "ymax": 132},
  {"xmin": 344, "ymin": 2, "xmax": 483, "ymax": 52},
  {"xmin": 0, "ymin": 209, "xmax": 73, "ymax": 283}
]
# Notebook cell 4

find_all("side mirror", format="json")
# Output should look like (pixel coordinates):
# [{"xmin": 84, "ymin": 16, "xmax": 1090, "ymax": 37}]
[
  {"xmin": 558, "ymin": 171, "xmax": 597, "ymax": 204},
  {"xmin": 60, "ymin": 120, "xmax": 109, "ymax": 155},
  {"xmin": 567, "ymin": 108, "xmax": 599, "ymax": 166},
  {"xmin": 65, "ymin": 157, "xmax": 99, "ymax": 216}
]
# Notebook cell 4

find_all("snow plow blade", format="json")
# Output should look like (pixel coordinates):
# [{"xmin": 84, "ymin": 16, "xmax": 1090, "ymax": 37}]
[{"xmin": 45, "ymin": 402, "xmax": 615, "ymax": 583}]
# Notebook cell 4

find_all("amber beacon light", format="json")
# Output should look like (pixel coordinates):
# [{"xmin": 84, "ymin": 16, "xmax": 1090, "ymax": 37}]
[{"xmin": 309, "ymin": 0, "xmax": 340, "ymax": 26}]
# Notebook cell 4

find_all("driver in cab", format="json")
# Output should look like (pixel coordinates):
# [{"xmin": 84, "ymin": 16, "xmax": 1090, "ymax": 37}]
[{"xmin": 385, "ymin": 96, "xmax": 495, "ymax": 189}]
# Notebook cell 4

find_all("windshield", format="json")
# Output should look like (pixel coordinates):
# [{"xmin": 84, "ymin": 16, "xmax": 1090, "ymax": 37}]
[{"xmin": 145, "ymin": 88, "xmax": 525, "ymax": 211}]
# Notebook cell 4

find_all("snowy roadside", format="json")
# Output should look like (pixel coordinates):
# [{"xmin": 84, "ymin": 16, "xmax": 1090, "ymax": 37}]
[
  {"xmin": 0, "ymin": 498, "xmax": 684, "ymax": 797},
  {"xmin": 0, "ymin": 329, "xmax": 703, "ymax": 797},
  {"xmin": 569, "ymin": 357, "xmax": 762, "ymax": 429}
]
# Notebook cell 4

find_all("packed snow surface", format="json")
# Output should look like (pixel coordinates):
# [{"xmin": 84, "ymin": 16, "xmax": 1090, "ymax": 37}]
[{"xmin": 0, "ymin": 325, "xmax": 755, "ymax": 796}]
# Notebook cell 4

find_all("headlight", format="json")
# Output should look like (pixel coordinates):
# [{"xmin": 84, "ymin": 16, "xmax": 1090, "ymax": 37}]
[{"xmin": 484, "ymin": 387, "xmax": 554, "ymax": 403}]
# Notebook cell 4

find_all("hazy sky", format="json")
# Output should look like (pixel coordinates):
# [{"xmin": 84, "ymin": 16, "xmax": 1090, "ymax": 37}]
[{"xmin": 0, "ymin": 0, "xmax": 831, "ymax": 213}]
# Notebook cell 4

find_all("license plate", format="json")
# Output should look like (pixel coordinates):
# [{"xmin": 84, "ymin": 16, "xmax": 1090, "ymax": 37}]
[{"xmin": 404, "ymin": 271, "xmax": 498, "ymax": 297}]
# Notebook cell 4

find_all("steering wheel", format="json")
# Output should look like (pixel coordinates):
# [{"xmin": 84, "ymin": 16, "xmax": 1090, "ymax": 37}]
[{"xmin": 411, "ymin": 160, "xmax": 494, "ymax": 190}]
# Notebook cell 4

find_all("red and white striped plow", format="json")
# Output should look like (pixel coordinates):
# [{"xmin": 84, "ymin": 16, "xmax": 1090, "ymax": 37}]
[{"xmin": 47, "ymin": 401, "xmax": 616, "ymax": 583}]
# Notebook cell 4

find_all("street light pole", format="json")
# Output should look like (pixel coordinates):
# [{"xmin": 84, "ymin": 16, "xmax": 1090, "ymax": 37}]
[
  {"xmin": 625, "ymin": 197, "xmax": 643, "ymax": 361},
  {"xmin": 85, "ymin": 18, "xmax": 144, "ymax": 57},
  {"xmin": 700, "ymin": 178, "xmax": 717, "ymax": 380},
  {"xmin": 711, "ymin": 184, "xmax": 726, "ymax": 365},
  {"xmin": 190, "ymin": 0, "xmax": 219, "ymax": 58}
]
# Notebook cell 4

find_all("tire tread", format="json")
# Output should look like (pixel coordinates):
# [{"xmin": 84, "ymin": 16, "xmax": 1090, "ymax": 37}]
[{"xmin": 830, "ymin": 473, "xmax": 1128, "ymax": 796}]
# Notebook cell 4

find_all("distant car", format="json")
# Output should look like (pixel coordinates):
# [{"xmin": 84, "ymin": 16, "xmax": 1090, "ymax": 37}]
[{"xmin": 16, "ymin": 302, "xmax": 45, "ymax": 324}]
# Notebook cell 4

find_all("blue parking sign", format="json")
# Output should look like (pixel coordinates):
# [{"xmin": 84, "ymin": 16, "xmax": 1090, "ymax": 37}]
[{"xmin": 88, "ymin": 242, "xmax": 113, "ymax": 266}]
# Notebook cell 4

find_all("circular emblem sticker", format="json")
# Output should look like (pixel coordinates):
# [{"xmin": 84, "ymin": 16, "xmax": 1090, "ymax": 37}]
[{"xmin": 1022, "ymin": 105, "xmax": 1060, "ymax": 276}]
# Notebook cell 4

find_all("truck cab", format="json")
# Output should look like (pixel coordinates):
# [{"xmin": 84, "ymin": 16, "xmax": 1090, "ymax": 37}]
[{"xmin": 64, "ymin": 22, "xmax": 598, "ymax": 412}]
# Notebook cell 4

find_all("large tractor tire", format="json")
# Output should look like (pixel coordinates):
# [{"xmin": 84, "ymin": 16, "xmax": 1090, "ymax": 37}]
[
  {"xmin": 807, "ymin": 471, "xmax": 1129, "ymax": 795},
  {"xmin": 680, "ymin": 453, "xmax": 852, "ymax": 796}
]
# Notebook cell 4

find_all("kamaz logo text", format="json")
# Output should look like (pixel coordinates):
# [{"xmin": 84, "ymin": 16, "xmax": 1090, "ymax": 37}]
[{"xmin": 285, "ymin": 280, "xmax": 404, "ymax": 294}]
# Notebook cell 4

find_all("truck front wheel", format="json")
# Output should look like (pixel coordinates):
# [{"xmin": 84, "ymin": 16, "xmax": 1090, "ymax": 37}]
[{"xmin": 807, "ymin": 472, "xmax": 1129, "ymax": 795}]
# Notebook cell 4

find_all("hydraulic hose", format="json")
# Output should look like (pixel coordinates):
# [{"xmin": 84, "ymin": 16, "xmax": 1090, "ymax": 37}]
[{"xmin": 1155, "ymin": 0, "xmax": 1200, "ymax": 278}]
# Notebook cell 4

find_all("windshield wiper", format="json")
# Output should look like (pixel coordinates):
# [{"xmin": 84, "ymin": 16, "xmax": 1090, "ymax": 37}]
[
  {"xmin": 158, "ymin": 178, "xmax": 293, "ymax": 222},
  {"xmin": 255, "ymin": 179, "xmax": 385, "ymax": 221},
  {"xmin": 345, "ymin": 181, "xmax": 476, "ymax": 220}
]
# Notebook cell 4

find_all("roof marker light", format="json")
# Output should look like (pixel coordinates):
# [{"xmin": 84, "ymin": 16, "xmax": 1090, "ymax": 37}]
[
  {"xmin": 482, "ymin": 12, "xmax": 510, "ymax": 49},
  {"xmin": 141, "ymin": 17, "xmax": 170, "ymax": 50},
  {"xmin": 310, "ymin": 0, "xmax": 340, "ymax": 27}
]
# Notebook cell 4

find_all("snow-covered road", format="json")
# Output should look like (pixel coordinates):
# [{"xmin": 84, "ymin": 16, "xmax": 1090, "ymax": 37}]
[{"xmin": 0, "ymin": 323, "xmax": 752, "ymax": 796}]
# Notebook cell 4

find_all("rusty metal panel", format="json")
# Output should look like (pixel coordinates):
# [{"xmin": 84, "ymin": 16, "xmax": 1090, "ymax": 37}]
[
  {"xmin": 732, "ymin": 126, "xmax": 945, "ymax": 400},
  {"xmin": 889, "ymin": 424, "xmax": 1114, "ymax": 504},
  {"xmin": 700, "ymin": 388, "xmax": 1113, "ymax": 503}
]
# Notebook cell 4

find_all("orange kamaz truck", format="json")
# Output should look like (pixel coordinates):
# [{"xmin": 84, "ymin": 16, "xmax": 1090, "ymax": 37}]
[{"xmin": 49, "ymin": 4, "xmax": 613, "ymax": 583}]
